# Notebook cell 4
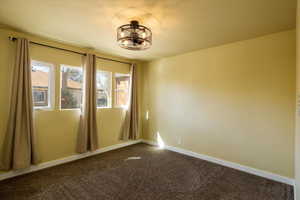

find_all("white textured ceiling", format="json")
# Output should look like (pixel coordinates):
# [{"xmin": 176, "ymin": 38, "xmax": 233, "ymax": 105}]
[{"xmin": 0, "ymin": 0, "xmax": 296, "ymax": 60}]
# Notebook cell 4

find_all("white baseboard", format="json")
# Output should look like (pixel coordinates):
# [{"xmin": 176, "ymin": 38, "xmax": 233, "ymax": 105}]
[
  {"xmin": 0, "ymin": 139, "xmax": 295, "ymax": 187},
  {"xmin": 141, "ymin": 139, "xmax": 295, "ymax": 186},
  {"xmin": 0, "ymin": 140, "xmax": 142, "ymax": 181}
]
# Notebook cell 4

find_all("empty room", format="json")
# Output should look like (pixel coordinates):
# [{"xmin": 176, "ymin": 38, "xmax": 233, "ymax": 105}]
[{"xmin": 0, "ymin": 0, "xmax": 300, "ymax": 199}]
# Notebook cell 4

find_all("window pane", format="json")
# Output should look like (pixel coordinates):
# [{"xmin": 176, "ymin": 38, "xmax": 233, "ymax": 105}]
[
  {"xmin": 31, "ymin": 62, "xmax": 51, "ymax": 108},
  {"xmin": 115, "ymin": 74, "xmax": 130, "ymax": 107},
  {"xmin": 96, "ymin": 71, "xmax": 112, "ymax": 108},
  {"xmin": 61, "ymin": 65, "xmax": 83, "ymax": 109}
]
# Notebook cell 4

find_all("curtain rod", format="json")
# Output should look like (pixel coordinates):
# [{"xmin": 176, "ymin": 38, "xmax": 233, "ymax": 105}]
[{"xmin": 8, "ymin": 36, "xmax": 132, "ymax": 65}]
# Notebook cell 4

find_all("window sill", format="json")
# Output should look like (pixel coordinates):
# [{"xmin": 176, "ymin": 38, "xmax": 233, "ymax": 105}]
[
  {"xmin": 59, "ymin": 108, "xmax": 81, "ymax": 111},
  {"xmin": 114, "ymin": 106, "xmax": 129, "ymax": 110},
  {"xmin": 97, "ymin": 107, "xmax": 112, "ymax": 109},
  {"xmin": 34, "ymin": 107, "xmax": 54, "ymax": 111}
]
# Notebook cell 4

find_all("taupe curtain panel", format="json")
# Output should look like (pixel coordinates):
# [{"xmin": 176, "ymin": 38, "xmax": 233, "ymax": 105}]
[
  {"xmin": 120, "ymin": 64, "xmax": 139, "ymax": 140},
  {"xmin": 1, "ymin": 38, "xmax": 39, "ymax": 170},
  {"xmin": 77, "ymin": 54, "xmax": 99, "ymax": 153}
]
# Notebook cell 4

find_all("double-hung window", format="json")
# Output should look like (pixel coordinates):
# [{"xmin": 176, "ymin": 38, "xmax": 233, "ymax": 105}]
[
  {"xmin": 115, "ymin": 73, "xmax": 130, "ymax": 108},
  {"xmin": 31, "ymin": 60, "xmax": 54, "ymax": 109},
  {"xmin": 96, "ymin": 70, "xmax": 112, "ymax": 108},
  {"xmin": 60, "ymin": 65, "xmax": 83, "ymax": 109}
]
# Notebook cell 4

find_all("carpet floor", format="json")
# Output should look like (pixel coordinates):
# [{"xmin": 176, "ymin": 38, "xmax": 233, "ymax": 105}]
[{"xmin": 0, "ymin": 143, "xmax": 293, "ymax": 200}]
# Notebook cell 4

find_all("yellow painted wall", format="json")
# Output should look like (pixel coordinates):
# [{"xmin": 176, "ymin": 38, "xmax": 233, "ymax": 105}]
[
  {"xmin": 0, "ymin": 28, "xmax": 142, "ymax": 171},
  {"xmin": 142, "ymin": 30, "xmax": 296, "ymax": 178},
  {"xmin": 295, "ymin": 1, "xmax": 300, "ymax": 198}
]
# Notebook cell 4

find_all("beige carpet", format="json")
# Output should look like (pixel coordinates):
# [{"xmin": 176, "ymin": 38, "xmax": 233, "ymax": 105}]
[{"xmin": 0, "ymin": 143, "xmax": 293, "ymax": 200}]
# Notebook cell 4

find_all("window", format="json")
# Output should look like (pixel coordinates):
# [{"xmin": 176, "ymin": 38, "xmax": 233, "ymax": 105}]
[
  {"xmin": 33, "ymin": 90, "xmax": 47, "ymax": 103},
  {"xmin": 96, "ymin": 71, "xmax": 112, "ymax": 108},
  {"xmin": 115, "ymin": 73, "xmax": 130, "ymax": 108},
  {"xmin": 60, "ymin": 65, "xmax": 83, "ymax": 109},
  {"xmin": 31, "ymin": 61, "xmax": 54, "ymax": 109}
]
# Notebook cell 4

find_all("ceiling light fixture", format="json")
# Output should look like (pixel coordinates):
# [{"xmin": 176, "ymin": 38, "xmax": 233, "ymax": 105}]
[{"xmin": 117, "ymin": 20, "xmax": 152, "ymax": 50}]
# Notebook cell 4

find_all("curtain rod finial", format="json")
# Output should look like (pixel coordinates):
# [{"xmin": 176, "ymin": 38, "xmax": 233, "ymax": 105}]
[{"xmin": 8, "ymin": 36, "xmax": 17, "ymax": 41}]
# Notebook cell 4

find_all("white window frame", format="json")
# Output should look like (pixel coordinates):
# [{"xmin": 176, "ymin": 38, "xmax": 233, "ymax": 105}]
[
  {"xmin": 31, "ymin": 60, "xmax": 55, "ymax": 110},
  {"xmin": 114, "ymin": 73, "xmax": 131, "ymax": 109},
  {"xmin": 96, "ymin": 70, "xmax": 112, "ymax": 109},
  {"xmin": 59, "ymin": 64, "xmax": 83, "ymax": 110}
]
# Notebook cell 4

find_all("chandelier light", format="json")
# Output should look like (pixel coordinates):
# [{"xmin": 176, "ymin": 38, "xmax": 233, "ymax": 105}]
[{"xmin": 117, "ymin": 20, "xmax": 152, "ymax": 50}]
